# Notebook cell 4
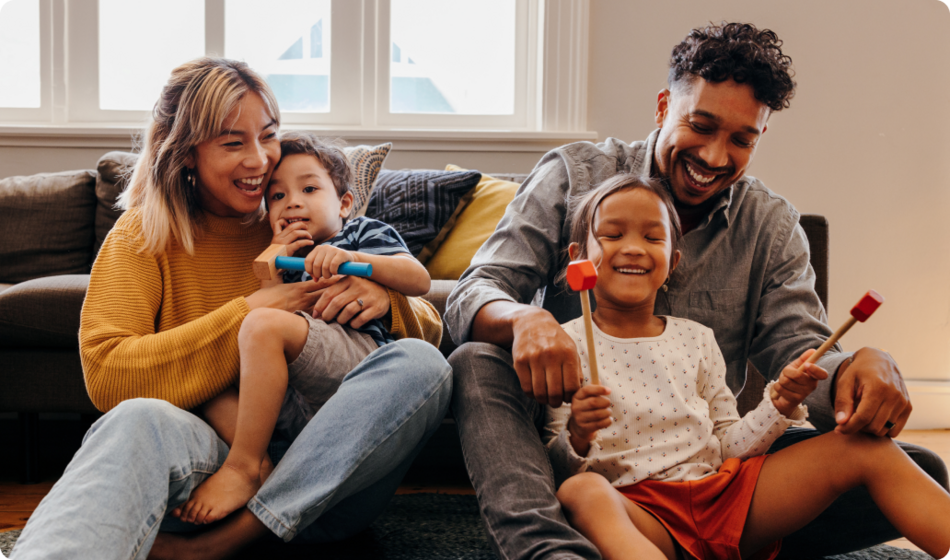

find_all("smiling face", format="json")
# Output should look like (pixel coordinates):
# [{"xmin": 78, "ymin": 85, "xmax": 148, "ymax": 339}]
[
  {"xmin": 267, "ymin": 153, "xmax": 354, "ymax": 243},
  {"xmin": 653, "ymin": 78, "xmax": 770, "ymax": 209},
  {"xmin": 574, "ymin": 188, "xmax": 681, "ymax": 312},
  {"xmin": 189, "ymin": 92, "xmax": 280, "ymax": 217}
]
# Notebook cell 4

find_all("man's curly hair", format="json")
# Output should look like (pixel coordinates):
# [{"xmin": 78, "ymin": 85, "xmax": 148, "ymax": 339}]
[{"xmin": 669, "ymin": 22, "xmax": 795, "ymax": 112}]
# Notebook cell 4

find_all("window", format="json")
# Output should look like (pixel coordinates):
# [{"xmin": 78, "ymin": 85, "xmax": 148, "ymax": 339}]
[{"xmin": 0, "ymin": 0, "xmax": 589, "ymax": 133}]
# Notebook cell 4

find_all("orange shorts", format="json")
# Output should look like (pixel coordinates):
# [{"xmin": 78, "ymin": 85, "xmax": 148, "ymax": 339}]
[{"xmin": 617, "ymin": 456, "xmax": 780, "ymax": 560}]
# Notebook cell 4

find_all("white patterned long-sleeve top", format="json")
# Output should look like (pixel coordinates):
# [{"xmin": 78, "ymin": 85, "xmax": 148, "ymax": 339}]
[{"xmin": 544, "ymin": 317, "xmax": 807, "ymax": 487}]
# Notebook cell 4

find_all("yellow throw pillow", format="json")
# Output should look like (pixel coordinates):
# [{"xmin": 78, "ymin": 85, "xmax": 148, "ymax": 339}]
[{"xmin": 424, "ymin": 165, "xmax": 520, "ymax": 280}]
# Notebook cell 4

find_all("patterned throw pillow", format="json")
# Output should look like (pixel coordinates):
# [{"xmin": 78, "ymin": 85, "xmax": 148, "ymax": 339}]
[
  {"xmin": 343, "ymin": 143, "xmax": 392, "ymax": 218},
  {"xmin": 364, "ymin": 169, "xmax": 482, "ymax": 258}
]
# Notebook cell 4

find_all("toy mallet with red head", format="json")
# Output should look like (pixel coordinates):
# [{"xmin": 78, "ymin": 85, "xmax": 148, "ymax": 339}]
[
  {"xmin": 770, "ymin": 290, "xmax": 884, "ymax": 400},
  {"xmin": 567, "ymin": 260, "xmax": 600, "ymax": 385}
]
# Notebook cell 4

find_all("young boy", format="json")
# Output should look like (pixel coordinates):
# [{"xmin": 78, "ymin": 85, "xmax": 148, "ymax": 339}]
[{"xmin": 173, "ymin": 132, "xmax": 430, "ymax": 525}]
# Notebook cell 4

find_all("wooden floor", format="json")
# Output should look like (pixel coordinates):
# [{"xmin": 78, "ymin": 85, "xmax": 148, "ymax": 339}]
[{"xmin": 1, "ymin": 421, "xmax": 947, "ymax": 555}]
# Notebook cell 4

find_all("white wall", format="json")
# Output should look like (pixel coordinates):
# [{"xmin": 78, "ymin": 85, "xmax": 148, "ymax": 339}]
[
  {"xmin": 3, "ymin": 1, "xmax": 949, "ymax": 391},
  {"xmin": 588, "ymin": 0, "xmax": 950, "ymax": 390}
]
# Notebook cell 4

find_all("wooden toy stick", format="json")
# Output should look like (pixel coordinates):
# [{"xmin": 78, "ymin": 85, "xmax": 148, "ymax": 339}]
[
  {"xmin": 579, "ymin": 289, "xmax": 600, "ymax": 385},
  {"xmin": 253, "ymin": 244, "xmax": 372, "ymax": 281},
  {"xmin": 770, "ymin": 290, "xmax": 884, "ymax": 400},
  {"xmin": 567, "ymin": 260, "xmax": 600, "ymax": 385}
]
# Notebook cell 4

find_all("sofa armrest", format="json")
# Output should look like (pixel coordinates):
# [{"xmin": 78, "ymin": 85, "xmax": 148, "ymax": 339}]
[
  {"xmin": 421, "ymin": 279, "xmax": 457, "ymax": 358},
  {"xmin": 0, "ymin": 274, "xmax": 89, "ymax": 349}
]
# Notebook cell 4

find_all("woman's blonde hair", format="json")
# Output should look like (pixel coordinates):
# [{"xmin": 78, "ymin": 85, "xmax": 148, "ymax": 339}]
[{"xmin": 117, "ymin": 57, "xmax": 281, "ymax": 255}]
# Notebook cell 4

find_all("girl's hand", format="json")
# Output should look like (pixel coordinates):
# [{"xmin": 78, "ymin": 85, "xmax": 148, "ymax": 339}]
[
  {"xmin": 771, "ymin": 348, "xmax": 829, "ymax": 417},
  {"xmin": 567, "ymin": 384, "xmax": 612, "ymax": 456},
  {"xmin": 312, "ymin": 276, "xmax": 391, "ymax": 329},
  {"xmin": 245, "ymin": 280, "xmax": 323, "ymax": 313},
  {"xmin": 272, "ymin": 218, "xmax": 314, "ymax": 256},
  {"xmin": 305, "ymin": 244, "xmax": 356, "ymax": 280}
]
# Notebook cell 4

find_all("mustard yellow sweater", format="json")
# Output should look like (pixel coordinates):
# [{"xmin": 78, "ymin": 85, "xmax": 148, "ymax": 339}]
[{"xmin": 80, "ymin": 208, "xmax": 443, "ymax": 412}]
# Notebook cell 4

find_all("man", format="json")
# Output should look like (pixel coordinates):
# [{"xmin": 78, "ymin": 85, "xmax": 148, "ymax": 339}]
[{"xmin": 445, "ymin": 22, "xmax": 948, "ymax": 560}]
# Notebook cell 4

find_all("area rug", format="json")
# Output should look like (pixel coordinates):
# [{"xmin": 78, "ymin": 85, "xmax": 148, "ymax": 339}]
[{"xmin": 0, "ymin": 494, "xmax": 935, "ymax": 559}]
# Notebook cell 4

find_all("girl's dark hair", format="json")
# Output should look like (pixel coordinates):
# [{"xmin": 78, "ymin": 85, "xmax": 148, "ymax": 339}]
[
  {"xmin": 669, "ymin": 22, "xmax": 795, "ymax": 112},
  {"xmin": 557, "ymin": 174, "xmax": 682, "ymax": 288},
  {"xmin": 273, "ymin": 131, "xmax": 352, "ymax": 201}
]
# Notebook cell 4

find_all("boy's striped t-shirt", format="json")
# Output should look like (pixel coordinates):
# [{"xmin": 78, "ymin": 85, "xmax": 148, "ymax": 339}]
[{"xmin": 283, "ymin": 216, "xmax": 412, "ymax": 346}]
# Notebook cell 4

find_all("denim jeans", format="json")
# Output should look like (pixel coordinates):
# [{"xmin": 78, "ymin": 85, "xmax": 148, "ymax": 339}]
[
  {"xmin": 450, "ymin": 342, "xmax": 949, "ymax": 560},
  {"xmin": 11, "ymin": 338, "xmax": 452, "ymax": 560}
]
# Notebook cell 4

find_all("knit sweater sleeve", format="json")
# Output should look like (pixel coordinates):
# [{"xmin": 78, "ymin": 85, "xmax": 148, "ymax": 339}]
[
  {"xmin": 387, "ymin": 290, "xmax": 442, "ymax": 347},
  {"xmin": 79, "ymin": 226, "xmax": 248, "ymax": 413}
]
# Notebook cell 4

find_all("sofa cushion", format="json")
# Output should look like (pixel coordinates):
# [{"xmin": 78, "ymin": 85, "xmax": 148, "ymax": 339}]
[
  {"xmin": 0, "ymin": 274, "xmax": 89, "ymax": 349},
  {"xmin": 365, "ymin": 169, "xmax": 481, "ymax": 257},
  {"xmin": 0, "ymin": 170, "xmax": 98, "ymax": 283},
  {"xmin": 344, "ymin": 143, "xmax": 392, "ymax": 218},
  {"xmin": 95, "ymin": 151, "xmax": 139, "ymax": 256},
  {"xmin": 425, "ymin": 166, "xmax": 520, "ymax": 280}
]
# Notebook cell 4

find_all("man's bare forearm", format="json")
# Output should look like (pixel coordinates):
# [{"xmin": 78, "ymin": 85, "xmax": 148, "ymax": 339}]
[{"xmin": 470, "ymin": 300, "xmax": 525, "ymax": 347}]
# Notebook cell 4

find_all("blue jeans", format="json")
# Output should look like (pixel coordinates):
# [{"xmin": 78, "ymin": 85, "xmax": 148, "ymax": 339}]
[
  {"xmin": 449, "ymin": 342, "xmax": 950, "ymax": 560},
  {"xmin": 11, "ymin": 339, "xmax": 452, "ymax": 560}
]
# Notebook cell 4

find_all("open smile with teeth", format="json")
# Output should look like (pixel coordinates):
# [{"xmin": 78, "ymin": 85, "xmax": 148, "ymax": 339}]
[
  {"xmin": 616, "ymin": 267, "xmax": 648, "ymax": 275},
  {"xmin": 684, "ymin": 162, "xmax": 717, "ymax": 186},
  {"xmin": 236, "ymin": 175, "xmax": 265, "ymax": 193},
  {"xmin": 285, "ymin": 218, "xmax": 309, "ymax": 224}
]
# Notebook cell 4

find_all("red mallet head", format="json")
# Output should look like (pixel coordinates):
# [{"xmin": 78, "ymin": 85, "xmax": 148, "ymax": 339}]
[
  {"xmin": 567, "ymin": 260, "xmax": 598, "ymax": 291},
  {"xmin": 850, "ymin": 290, "xmax": 884, "ymax": 322}
]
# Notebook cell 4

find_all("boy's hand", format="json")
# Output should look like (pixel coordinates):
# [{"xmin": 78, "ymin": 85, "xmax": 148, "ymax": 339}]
[
  {"xmin": 771, "ymin": 348, "xmax": 828, "ymax": 418},
  {"xmin": 272, "ymin": 218, "xmax": 314, "ymax": 256},
  {"xmin": 567, "ymin": 384, "xmax": 612, "ymax": 455},
  {"xmin": 305, "ymin": 245, "xmax": 357, "ymax": 280}
]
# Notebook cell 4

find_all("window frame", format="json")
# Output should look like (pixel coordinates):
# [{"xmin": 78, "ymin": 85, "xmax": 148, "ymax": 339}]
[{"xmin": 0, "ymin": 0, "xmax": 589, "ymax": 134}]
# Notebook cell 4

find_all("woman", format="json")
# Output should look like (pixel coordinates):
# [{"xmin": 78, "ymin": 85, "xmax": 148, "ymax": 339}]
[{"xmin": 11, "ymin": 58, "xmax": 451, "ymax": 560}]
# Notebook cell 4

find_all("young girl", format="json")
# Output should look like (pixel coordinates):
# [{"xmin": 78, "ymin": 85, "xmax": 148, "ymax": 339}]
[{"xmin": 544, "ymin": 174, "xmax": 950, "ymax": 560}]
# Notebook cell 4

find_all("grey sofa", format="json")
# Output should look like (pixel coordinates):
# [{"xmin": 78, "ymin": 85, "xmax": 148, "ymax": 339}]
[{"xmin": 0, "ymin": 151, "xmax": 830, "ymax": 484}]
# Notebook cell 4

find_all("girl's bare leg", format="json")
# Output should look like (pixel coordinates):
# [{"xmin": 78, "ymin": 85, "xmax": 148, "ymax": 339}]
[
  {"xmin": 557, "ymin": 472, "xmax": 677, "ymax": 560},
  {"xmin": 740, "ymin": 431, "xmax": 950, "ymax": 559},
  {"xmin": 176, "ymin": 308, "xmax": 310, "ymax": 525}
]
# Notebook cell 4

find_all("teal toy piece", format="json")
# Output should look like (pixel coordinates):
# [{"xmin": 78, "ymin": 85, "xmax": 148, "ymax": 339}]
[{"xmin": 274, "ymin": 256, "xmax": 372, "ymax": 278}]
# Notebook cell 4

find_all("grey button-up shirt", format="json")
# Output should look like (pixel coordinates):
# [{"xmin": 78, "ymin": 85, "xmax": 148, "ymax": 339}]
[{"xmin": 446, "ymin": 129, "xmax": 848, "ymax": 432}]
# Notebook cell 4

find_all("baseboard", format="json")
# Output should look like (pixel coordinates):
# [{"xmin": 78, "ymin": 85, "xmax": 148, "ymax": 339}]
[{"xmin": 905, "ymin": 380, "xmax": 950, "ymax": 429}]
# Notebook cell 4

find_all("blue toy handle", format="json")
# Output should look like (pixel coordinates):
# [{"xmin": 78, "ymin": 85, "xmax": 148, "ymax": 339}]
[{"xmin": 274, "ymin": 256, "xmax": 372, "ymax": 278}]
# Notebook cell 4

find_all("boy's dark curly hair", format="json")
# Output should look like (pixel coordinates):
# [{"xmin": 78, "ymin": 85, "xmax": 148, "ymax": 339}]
[{"xmin": 669, "ymin": 22, "xmax": 795, "ymax": 111}]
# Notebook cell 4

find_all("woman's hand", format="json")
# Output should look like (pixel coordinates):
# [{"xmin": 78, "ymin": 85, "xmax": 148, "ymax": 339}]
[
  {"xmin": 567, "ymin": 384, "xmax": 612, "ymax": 456},
  {"xmin": 311, "ymin": 276, "xmax": 392, "ymax": 329},
  {"xmin": 271, "ymin": 218, "xmax": 314, "ymax": 256},
  {"xmin": 245, "ymin": 280, "xmax": 324, "ymax": 313}
]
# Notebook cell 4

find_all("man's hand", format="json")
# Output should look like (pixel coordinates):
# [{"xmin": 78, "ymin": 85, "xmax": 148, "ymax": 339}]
[
  {"xmin": 509, "ymin": 306, "xmax": 583, "ymax": 408},
  {"xmin": 567, "ymin": 384, "xmax": 612, "ymax": 456},
  {"xmin": 834, "ymin": 348, "xmax": 911, "ymax": 437},
  {"xmin": 771, "ymin": 349, "xmax": 828, "ymax": 417}
]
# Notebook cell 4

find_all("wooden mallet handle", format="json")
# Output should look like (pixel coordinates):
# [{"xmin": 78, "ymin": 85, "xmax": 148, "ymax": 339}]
[
  {"xmin": 770, "ymin": 290, "xmax": 884, "ymax": 401},
  {"xmin": 567, "ymin": 260, "xmax": 600, "ymax": 385}
]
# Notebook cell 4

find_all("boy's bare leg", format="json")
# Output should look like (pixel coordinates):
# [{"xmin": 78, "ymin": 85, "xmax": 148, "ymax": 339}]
[
  {"xmin": 557, "ymin": 472, "xmax": 675, "ymax": 560},
  {"xmin": 740, "ymin": 432, "xmax": 950, "ymax": 559},
  {"xmin": 177, "ymin": 308, "xmax": 310, "ymax": 525}
]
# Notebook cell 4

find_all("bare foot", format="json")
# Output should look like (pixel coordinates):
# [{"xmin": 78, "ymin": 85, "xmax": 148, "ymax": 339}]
[{"xmin": 176, "ymin": 460, "xmax": 262, "ymax": 525}]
